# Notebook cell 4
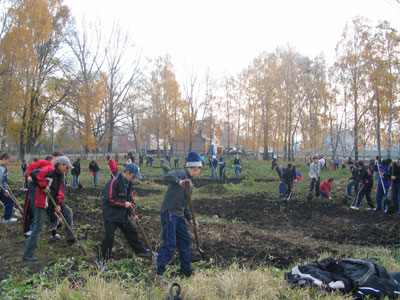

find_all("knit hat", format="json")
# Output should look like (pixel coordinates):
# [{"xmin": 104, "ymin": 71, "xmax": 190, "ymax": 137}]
[{"xmin": 186, "ymin": 152, "xmax": 202, "ymax": 168}]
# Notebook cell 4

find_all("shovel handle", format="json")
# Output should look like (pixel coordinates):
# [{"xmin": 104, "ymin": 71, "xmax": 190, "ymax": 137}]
[{"xmin": 186, "ymin": 185, "xmax": 205, "ymax": 259}]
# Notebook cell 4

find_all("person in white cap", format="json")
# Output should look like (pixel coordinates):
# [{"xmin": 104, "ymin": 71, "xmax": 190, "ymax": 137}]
[{"xmin": 23, "ymin": 156, "xmax": 75, "ymax": 262}]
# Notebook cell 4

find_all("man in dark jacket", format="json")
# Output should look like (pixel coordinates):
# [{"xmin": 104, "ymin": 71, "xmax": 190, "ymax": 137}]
[
  {"xmin": 351, "ymin": 160, "xmax": 375, "ymax": 210},
  {"xmin": 345, "ymin": 161, "xmax": 360, "ymax": 200},
  {"xmin": 98, "ymin": 163, "xmax": 150, "ymax": 270},
  {"xmin": 71, "ymin": 158, "xmax": 81, "ymax": 189},
  {"xmin": 156, "ymin": 151, "xmax": 202, "ymax": 279}
]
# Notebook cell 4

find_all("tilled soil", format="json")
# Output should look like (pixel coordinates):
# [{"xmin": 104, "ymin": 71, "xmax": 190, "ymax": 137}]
[{"xmin": 1, "ymin": 182, "xmax": 399, "ymax": 281}]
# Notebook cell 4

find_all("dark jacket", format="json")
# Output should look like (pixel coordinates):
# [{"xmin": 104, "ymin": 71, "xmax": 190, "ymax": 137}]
[
  {"xmin": 89, "ymin": 162, "xmax": 100, "ymax": 174},
  {"xmin": 349, "ymin": 166, "xmax": 360, "ymax": 181},
  {"xmin": 392, "ymin": 163, "xmax": 400, "ymax": 185},
  {"xmin": 360, "ymin": 166, "xmax": 373, "ymax": 185},
  {"xmin": 283, "ymin": 167, "xmax": 296, "ymax": 184},
  {"xmin": 161, "ymin": 169, "xmax": 192, "ymax": 220},
  {"xmin": 71, "ymin": 161, "xmax": 81, "ymax": 176},
  {"xmin": 103, "ymin": 173, "xmax": 134, "ymax": 223}
]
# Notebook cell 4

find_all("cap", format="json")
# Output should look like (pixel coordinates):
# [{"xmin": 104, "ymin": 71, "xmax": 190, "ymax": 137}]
[
  {"xmin": 186, "ymin": 152, "xmax": 202, "ymax": 168},
  {"xmin": 125, "ymin": 163, "xmax": 143, "ymax": 180},
  {"xmin": 57, "ymin": 156, "xmax": 74, "ymax": 169}
]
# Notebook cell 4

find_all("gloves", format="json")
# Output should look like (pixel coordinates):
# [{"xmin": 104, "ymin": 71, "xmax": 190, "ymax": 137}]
[
  {"xmin": 179, "ymin": 179, "xmax": 193, "ymax": 189},
  {"xmin": 189, "ymin": 220, "xmax": 199, "ymax": 228}
]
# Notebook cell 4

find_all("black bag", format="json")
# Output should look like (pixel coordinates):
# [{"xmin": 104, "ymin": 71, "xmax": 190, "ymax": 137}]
[{"xmin": 166, "ymin": 283, "xmax": 183, "ymax": 300}]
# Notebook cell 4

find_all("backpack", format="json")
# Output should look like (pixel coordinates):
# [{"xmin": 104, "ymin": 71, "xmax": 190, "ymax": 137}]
[{"xmin": 166, "ymin": 283, "xmax": 183, "ymax": 300}]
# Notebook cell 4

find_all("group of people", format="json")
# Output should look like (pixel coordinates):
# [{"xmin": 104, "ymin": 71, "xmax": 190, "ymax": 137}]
[
  {"xmin": 207, "ymin": 153, "xmax": 243, "ymax": 180},
  {"xmin": 0, "ymin": 150, "xmax": 206, "ymax": 285}
]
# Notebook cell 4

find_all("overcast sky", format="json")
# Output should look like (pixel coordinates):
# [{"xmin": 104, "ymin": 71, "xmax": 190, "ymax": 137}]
[{"xmin": 64, "ymin": 0, "xmax": 400, "ymax": 76}]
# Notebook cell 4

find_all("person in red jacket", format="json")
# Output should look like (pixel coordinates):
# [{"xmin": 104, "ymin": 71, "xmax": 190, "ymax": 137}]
[
  {"xmin": 23, "ymin": 151, "xmax": 64, "ymax": 237},
  {"xmin": 107, "ymin": 155, "xmax": 118, "ymax": 179},
  {"xmin": 320, "ymin": 178, "xmax": 334, "ymax": 199},
  {"xmin": 23, "ymin": 156, "xmax": 75, "ymax": 262}
]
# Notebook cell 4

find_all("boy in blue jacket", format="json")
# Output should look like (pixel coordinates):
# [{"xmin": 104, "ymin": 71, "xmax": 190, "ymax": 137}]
[{"xmin": 156, "ymin": 152, "xmax": 202, "ymax": 279}]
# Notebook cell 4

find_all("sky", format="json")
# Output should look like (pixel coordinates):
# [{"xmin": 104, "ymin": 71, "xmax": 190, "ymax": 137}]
[{"xmin": 64, "ymin": 0, "xmax": 400, "ymax": 76}]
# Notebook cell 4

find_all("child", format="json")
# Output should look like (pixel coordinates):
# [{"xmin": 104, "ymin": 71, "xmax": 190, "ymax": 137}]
[
  {"xmin": 156, "ymin": 152, "xmax": 202, "ymax": 280},
  {"xmin": 219, "ymin": 156, "xmax": 226, "ymax": 180},
  {"xmin": 390, "ymin": 160, "xmax": 400, "ymax": 213},
  {"xmin": 0, "ymin": 153, "xmax": 17, "ymax": 223},
  {"xmin": 23, "ymin": 156, "xmax": 75, "ymax": 261},
  {"xmin": 211, "ymin": 155, "xmax": 218, "ymax": 180},
  {"xmin": 320, "ymin": 178, "xmax": 334, "ymax": 199},
  {"xmin": 345, "ymin": 161, "xmax": 360, "ymax": 200},
  {"xmin": 71, "ymin": 158, "xmax": 81, "ymax": 189},
  {"xmin": 309, "ymin": 156, "xmax": 323, "ymax": 198},
  {"xmin": 233, "ymin": 154, "xmax": 242, "ymax": 179},
  {"xmin": 273, "ymin": 162, "xmax": 286, "ymax": 198},
  {"xmin": 97, "ymin": 163, "xmax": 150, "ymax": 270},
  {"xmin": 21, "ymin": 160, "xmax": 28, "ymax": 191},
  {"xmin": 106, "ymin": 155, "xmax": 118, "ymax": 178},
  {"xmin": 376, "ymin": 159, "xmax": 392, "ymax": 212},
  {"xmin": 89, "ymin": 160, "xmax": 100, "ymax": 188},
  {"xmin": 351, "ymin": 160, "xmax": 375, "ymax": 210}
]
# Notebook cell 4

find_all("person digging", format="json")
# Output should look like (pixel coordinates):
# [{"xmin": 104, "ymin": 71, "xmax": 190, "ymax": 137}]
[
  {"xmin": 97, "ymin": 163, "xmax": 152, "ymax": 271},
  {"xmin": 156, "ymin": 151, "xmax": 202, "ymax": 282}
]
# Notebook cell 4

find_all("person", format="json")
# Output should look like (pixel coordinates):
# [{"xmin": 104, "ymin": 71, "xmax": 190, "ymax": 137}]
[
  {"xmin": 174, "ymin": 157, "xmax": 179, "ymax": 169},
  {"xmin": 390, "ymin": 160, "xmax": 400, "ymax": 213},
  {"xmin": 0, "ymin": 153, "xmax": 17, "ymax": 224},
  {"xmin": 97, "ymin": 163, "xmax": 151, "ymax": 270},
  {"xmin": 162, "ymin": 165, "xmax": 171, "ymax": 176},
  {"xmin": 166, "ymin": 154, "xmax": 171, "ymax": 167},
  {"xmin": 233, "ymin": 154, "xmax": 242, "ymax": 179},
  {"xmin": 320, "ymin": 178, "xmax": 334, "ymax": 199},
  {"xmin": 200, "ymin": 154, "xmax": 205, "ymax": 167},
  {"xmin": 283, "ymin": 163, "xmax": 297, "ymax": 198},
  {"xmin": 329, "ymin": 159, "xmax": 334, "ymax": 171},
  {"xmin": 21, "ymin": 160, "xmax": 28, "ymax": 191},
  {"xmin": 23, "ymin": 156, "xmax": 76, "ymax": 262},
  {"xmin": 211, "ymin": 155, "xmax": 218, "ymax": 180},
  {"xmin": 334, "ymin": 157, "xmax": 340, "ymax": 170},
  {"xmin": 309, "ymin": 156, "xmax": 323, "ymax": 198},
  {"xmin": 115, "ymin": 152, "xmax": 119, "ymax": 165},
  {"xmin": 375, "ymin": 159, "xmax": 392, "ymax": 212},
  {"xmin": 161, "ymin": 157, "xmax": 165, "ymax": 168},
  {"xmin": 23, "ymin": 151, "xmax": 64, "ymax": 237},
  {"xmin": 124, "ymin": 157, "xmax": 132, "ymax": 167},
  {"xmin": 272, "ymin": 162, "xmax": 286, "ymax": 198},
  {"xmin": 156, "ymin": 152, "xmax": 202, "ymax": 279},
  {"xmin": 219, "ymin": 156, "xmax": 226, "ymax": 180},
  {"xmin": 89, "ymin": 160, "xmax": 100, "ymax": 188},
  {"xmin": 146, "ymin": 155, "xmax": 153, "ymax": 167},
  {"xmin": 271, "ymin": 156, "xmax": 278, "ymax": 170},
  {"xmin": 350, "ymin": 160, "xmax": 375, "ymax": 210},
  {"xmin": 139, "ymin": 153, "xmax": 143, "ymax": 166},
  {"xmin": 71, "ymin": 158, "xmax": 81, "ymax": 189},
  {"xmin": 345, "ymin": 161, "xmax": 360, "ymax": 200},
  {"xmin": 106, "ymin": 155, "xmax": 118, "ymax": 178}
]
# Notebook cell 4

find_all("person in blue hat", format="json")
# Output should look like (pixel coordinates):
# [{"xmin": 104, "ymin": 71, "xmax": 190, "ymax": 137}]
[
  {"xmin": 97, "ymin": 163, "xmax": 151, "ymax": 270},
  {"xmin": 156, "ymin": 151, "xmax": 202, "ymax": 279}
]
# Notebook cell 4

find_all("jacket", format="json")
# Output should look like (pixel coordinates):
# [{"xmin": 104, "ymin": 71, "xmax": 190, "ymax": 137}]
[
  {"xmin": 377, "ymin": 164, "xmax": 391, "ymax": 189},
  {"xmin": 71, "ymin": 161, "xmax": 81, "ymax": 176},
  {"xmin": 89, "ymin": 162, "xmax": 100, "ymax": 174},
  {"xmin": 103, "ymin": 173, "xmax": 134, "ymax": 223},
  {"xmin": 276, "ymin": 165, "xmax": 285, "ymax": 181},
  {"xmin": 27, "ymin": 160, "xmax": 51, "ymax": 179},
  {"xmin": 107, "ymin": 159, "xmax": 118, "ymax": 173},
  {"xmin": 0, "ymin": 165, "xmax": 8, "ymax": 191},
  {"xmin": 319, "ymin": 179, "xmax": 332, "ymax": 197},
  {"xmin": 392, "ymin": 163, "xmax": 400, "ymax": 185},
  {"xmin": 360, "ymin": 166, "xmax": 373, "ymax": 186},
  {"xmin": 349, "ymin": 166, "xmax": 360, "ymax": 181},
  {"xmin": 33, "ymin": 165, "xmax": 64, "ymax": 209},
  {"xmin": 161, "ymin": 169, "xmax": 192, "ymax": 220},
  {"xmin": 309, "ymin": 160, "xmax": 323, "ymax": 179}
]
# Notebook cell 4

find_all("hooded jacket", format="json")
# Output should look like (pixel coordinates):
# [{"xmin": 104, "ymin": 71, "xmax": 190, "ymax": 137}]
[{"xmin": 32, "ymin": 165, "xmax": 64, "ymax": 209}]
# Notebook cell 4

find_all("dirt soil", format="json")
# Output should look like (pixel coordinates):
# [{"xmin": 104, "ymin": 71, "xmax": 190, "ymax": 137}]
[{"xmin": 1, "ymin": 182, "xmax": 400, "ymax": 281}]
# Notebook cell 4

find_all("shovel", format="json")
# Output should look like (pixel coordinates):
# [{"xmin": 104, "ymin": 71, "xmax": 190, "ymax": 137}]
[
  {"xmin": 46, "ymin": 192, "xmax": 87, "ymax": 255},
  {"xmin": 376, "ymin": 162, "xmax": 390, "ymax": 206},
  {"xmin": 186, "ymin": 183, "xmax": 206, "ymax": 259},
  {"xmin": 128, "ymin": 207, "xmax": 157, "ymax": 270},
  {"xmin": 6, "ymin": 188, "xmax": 24, "ymax": 215},
  {"xmin": 286, "ymin": 191, "xmax": 293, "ymax": 201}
]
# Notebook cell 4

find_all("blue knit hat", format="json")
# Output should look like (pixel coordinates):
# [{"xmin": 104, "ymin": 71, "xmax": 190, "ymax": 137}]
[{"xmin": 186, "ymin": 152, "xmax": 202, "ymax": 168}]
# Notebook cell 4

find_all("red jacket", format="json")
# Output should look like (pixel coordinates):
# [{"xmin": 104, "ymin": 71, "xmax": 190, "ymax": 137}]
[
  {"xmin": 107, "ymin": 159, "xmax": 118, "ymax": 173},
  {"xmin": 34, "ymin": 165, "xmax": 64, "ymax": 208},
  {"xmin": 27, "ymin": 160, "xmax": 51, "ymax": 179},
  {"xmin": 319, "ymin": 179, "xmax": 332, "ymax": 197}
]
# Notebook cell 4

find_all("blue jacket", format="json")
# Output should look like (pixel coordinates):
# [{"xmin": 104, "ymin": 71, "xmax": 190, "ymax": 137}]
[{"xmin": 377, "ymin": 164, "xmax": 391, "ymax": 189}]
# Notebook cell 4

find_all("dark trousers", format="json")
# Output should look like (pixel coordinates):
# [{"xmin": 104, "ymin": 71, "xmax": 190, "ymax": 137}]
[
  {"xmin": 392, "ymin": 183, "xmax": 400, "ymax": 213},
  {"xmin": 23, "ymin": 184, "xmax": 35, "ymax": 233},
  {"xmin": 354, "ymin": 183, "xmax": 374, "ymax": 208},
  {"xmin": 310, "ymin": 178, "xmax": 320, "ymax": 197},
  {"xmin": 156, "ymin": 211, "xmax": 191, "ymax": 275},
  {"xmin": 0, "ymin": 191, "xmax": 13, "ymax": 220},
  {"xmin": 100, "ymin": 219, "xmax": 146, "ymax": 261}
]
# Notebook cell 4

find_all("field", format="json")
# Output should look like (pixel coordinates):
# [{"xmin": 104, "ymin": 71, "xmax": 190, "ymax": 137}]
[{"xmin": 1, "ymin": 158, "xmax": 400, "ymax": 299}]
